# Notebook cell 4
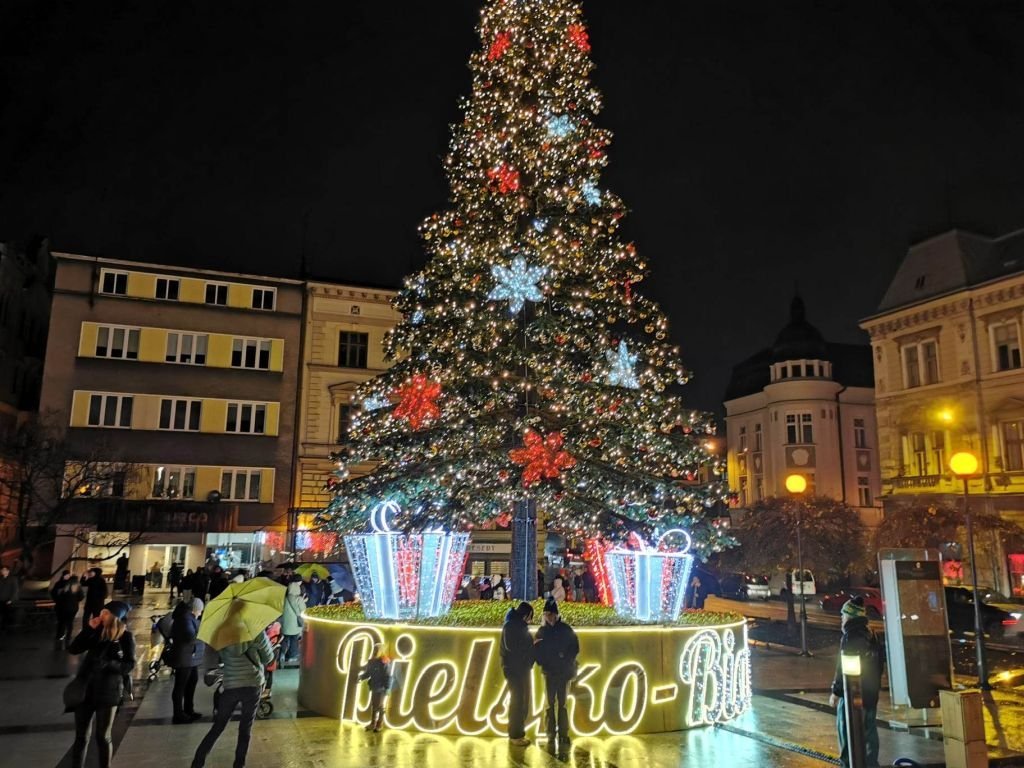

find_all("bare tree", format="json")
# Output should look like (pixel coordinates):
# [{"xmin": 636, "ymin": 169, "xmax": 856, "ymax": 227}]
[{"xmin": 0, "ymin": 414, "xmax": 144, "ymax": 578}]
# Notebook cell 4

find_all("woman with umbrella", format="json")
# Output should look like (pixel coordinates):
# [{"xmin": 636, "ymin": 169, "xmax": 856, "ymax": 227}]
[{"xmin": 191, "ymin": 578, "xmax": 283, "ymax": 768}]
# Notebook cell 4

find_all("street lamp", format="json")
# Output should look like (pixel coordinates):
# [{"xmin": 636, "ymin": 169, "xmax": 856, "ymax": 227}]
[
  {"xmin": 785, "ymin": 473, "xmax": 811, "ymax": 657},
  {"xmin": 949, "ymin": 451, "xmax": 991, "ymax": 690}
]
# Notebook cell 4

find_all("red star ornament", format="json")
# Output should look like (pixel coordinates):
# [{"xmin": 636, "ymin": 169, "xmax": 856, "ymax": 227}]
[
  {"xmin": 488, "ymin": 31, "xmax": 512, "ymax": 61},
  {"xmin": 392, "ymin": 374, "xmax": 442, "ymax": 430},
  {"xmin": 508, "ymin": 429, "xmax": 577, "ymax": 487},
  {"xmin": 567, "ymin": 24, "xmax": 591, "ymax": 52},
  {"xmin": 487, "ymin": 163, "xmax": 521, "ymax": 194}
]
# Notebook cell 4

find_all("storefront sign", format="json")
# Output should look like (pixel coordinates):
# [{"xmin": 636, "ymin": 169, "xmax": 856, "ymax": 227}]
[
  {"xmin": 299, "ymin": 617, "xmax": 752, "ymax": 736},
  {"xmin": 468, "ymin": 542, "xmax": 513, "ymax": 555}
]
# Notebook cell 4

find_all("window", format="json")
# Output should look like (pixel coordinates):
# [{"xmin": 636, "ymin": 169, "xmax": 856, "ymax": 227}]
[
  {"xmin": 857, "ymin": 477, "xmax": 872, "ymax": 507},
  {"xmin": 152, "ymin": 466, "xmax": 197, "ymax": 499},
  {"xmin": 205, "ymin": 283, "xmax": 228, "ymax": 306},
  {"xmin": 155, "ymin": 278, "xmax": 180, "ymax": 301},
  {"xmin": 931, "ymin": 431, "xmax": 945, "ymax": 476},
  {"xmin": 165, "ymin": 333, "xmax": 208, "ymax": 365},
  {"xmin": 786, "ymin": 412, "xmax": 813, "ymax": 444},
  {"xmin": 903, "ymin": 340, "xmax": 939, "ymax": 388},
  {"xmin": 231, "ymin": 338, "xmax": 272, "ymax": 370},
  {"xmin": 226, "ymin": 402, "xmax": 267, "ymax": 434},
  {"xmin": 252, "ymin": 288, "xmax": 275, "ymax": 311},
  {"xmin": 738, "ymin": 476, "xmax": 748, "ymax": 507},
  {"xmin": 738, "ymin": 426, "xmax": 747, "ymax": 453},
  {"xmin": 337, "ymin": 404, "xmax": 353, "ymax": 443},
  {"xmin": 994, "ymin": 323, "xmax": 1022, "ymax": 371},
  {"xmin": 220, "ymin": 469, "xmax": 263, "ymax": 502},
  {"xmin": 911, "ymin": 432, "xmax": 927, "ymax": 476},
  {"xmin": 87, "ymin": 394, "xmax": 133, "ymax": 428},
  {"xmin": 100, "ymin": 270, "xmax": 128, "ymax": 295},
  {"xmin": 754, "ymin": 423, "xmax": 762, "ymax": 452},
  {"xmin": 95, "ymin": 326, "xmax": 140, "ymax": 360},
  {"xmin": 754, "ymin": 476, "xmax": 764, "ymax": 502},
  {"xmin": 158, "ymin": 399, "xmax": 202, "ymax": 431},
  {"xmin": 1004, "ymin": 421, "xmax": 1024, "ymax": 472},
  {"xmin": 854, "ymin": 418, "xmax": 868, "ymax": 449},
  {"xmin": 338, "ymin": 331, "xmax": 369, "ymax": 369}
]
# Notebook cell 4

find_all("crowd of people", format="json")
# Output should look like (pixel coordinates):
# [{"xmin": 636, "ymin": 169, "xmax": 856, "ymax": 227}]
[{"xmin": 457, "ymin": 562, "xmax": 598, "ymax": 603}]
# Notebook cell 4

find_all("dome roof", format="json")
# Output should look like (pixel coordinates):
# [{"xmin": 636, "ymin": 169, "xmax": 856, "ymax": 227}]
[{"xmin": 770, "ymin": 295, "xmax": 827, "ymax": 363}]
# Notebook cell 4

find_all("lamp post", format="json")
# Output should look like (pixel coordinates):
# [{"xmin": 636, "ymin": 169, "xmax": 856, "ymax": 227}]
[
  {"xmin": 949, "ymin": 451, "xmax": 991, "ymax": 690},
  {"xmin": 785, "ymin": 473, "xmax": 811, "ymax": 657}
]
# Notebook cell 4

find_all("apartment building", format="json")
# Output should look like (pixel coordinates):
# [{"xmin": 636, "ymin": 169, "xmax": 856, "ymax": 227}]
[
  {"xmin": 860, "ymin": 228, "xmax": 1024, "ymax": 594},
  {"xmin": 41, "ymin": 254, "xmax": 302, "ymax": 583},
  {"xmin": 724, "ymin": 296, "xmax": 881, "ymax": 527}
]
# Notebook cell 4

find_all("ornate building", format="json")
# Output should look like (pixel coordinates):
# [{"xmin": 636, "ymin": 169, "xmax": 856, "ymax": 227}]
[
  {"xmin": 860, "ymin": 228, "xmax": 1024, "ymax": 594},
  {"xmin": 725, "ymin": 296, "xmax": 880, "ymax": 527}
]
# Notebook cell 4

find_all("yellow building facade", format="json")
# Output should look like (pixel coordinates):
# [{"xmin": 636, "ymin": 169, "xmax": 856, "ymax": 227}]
[{"xmin": 860, "ymin": 229, "xmax": 1024, "ymax": 595}]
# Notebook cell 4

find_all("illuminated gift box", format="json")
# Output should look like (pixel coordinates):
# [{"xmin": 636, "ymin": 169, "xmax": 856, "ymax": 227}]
[
  {"xmin": 344, "ymin": 501, "xmax": 470, "ymax": 620},
  {"xmin": 605, "ymin": 530, "xmax": 694, "ymax": 623}
]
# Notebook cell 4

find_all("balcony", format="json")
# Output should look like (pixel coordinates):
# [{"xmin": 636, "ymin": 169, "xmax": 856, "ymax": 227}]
[
  {"xmin": 61, "ymin": 498, "xmax": 240, "ymax": 533},
  {"xmin": 891, "ymin": 475, "xmax": 945, "ymax": 490}
]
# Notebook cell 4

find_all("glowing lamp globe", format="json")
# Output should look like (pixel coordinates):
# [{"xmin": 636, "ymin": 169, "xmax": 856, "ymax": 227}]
[
  {"xmin": 785, "ymin": 474, "xmax": 807, "ymax": 495},
  {"xmin": 949, "ymin": 452, "xmax": 979, "ymax": 478},
  {"xmin": 344, "ymin": 501, "xmax": 469, "ymax": 620}
]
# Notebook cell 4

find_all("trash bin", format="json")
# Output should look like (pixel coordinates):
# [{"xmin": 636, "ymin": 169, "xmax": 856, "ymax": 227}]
[{"xmin": 131, "ymin": 575, "xmax": 146, "ymax": 595}]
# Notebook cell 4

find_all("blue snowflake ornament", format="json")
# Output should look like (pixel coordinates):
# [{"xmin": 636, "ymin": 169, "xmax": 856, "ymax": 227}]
[
  {"xmin": 582, "ymin": 180, "xmax": 602, "ymax": 206},
  {"xmin": 546, "ymin": 115, "xmax": 575, "ymax": 139},
  {"xmin": 362, "ymin": 395, "xmax": 390, "ymax": 412},
  {"xmin": 488, "ymin": 255, "xmax": 547, "ymax": 315},
  {"xmin": 606, "ymin": 340, "xmax": 640, "ymax": 389}
]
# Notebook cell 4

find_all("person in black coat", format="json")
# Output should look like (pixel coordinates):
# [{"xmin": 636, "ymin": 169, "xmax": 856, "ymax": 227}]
[
  {"xmin": 81, "ymin": 568, "xmax": 108, "ymax": 631},
  {"xmin": 168, "ymin": 598, "xmax": 205, "ymax": 723},
  {"xmin": 168, "ymin": 563, "xmax": 183, "ymax": 600},
  {"xmin": 208, "ymin": 568, "xmax": 229, "ymax": 600},
  {"xmin": 534, "ymin": 598, "xmax": 579, "ymax": 747},
  {"xmin": 54, "ymin": 575, "xmax": 84, "ymax": 649},
  {"xmin": 67, "ymin": 601, "xmax": 136, "ymax": 768},
  {"xmin": 500, "ymin": 601, "xmax": 535, "ymax": 746},
  {"xmin": 830, "ymin": 597, "xmax": 883, "ymax": 767},
  {"xmin": 192, "ymin": 568, "xmax": 210, "ymax": 602}
]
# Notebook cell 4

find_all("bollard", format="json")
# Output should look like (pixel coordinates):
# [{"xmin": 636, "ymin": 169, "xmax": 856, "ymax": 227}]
[{"xmin": 842, "ymin": 652, "xmax": 867, "ymax": 768}]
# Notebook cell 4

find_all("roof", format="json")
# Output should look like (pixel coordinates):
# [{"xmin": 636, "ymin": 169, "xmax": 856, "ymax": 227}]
[
  {"xmin": 873, "ymin": 228, "xmax": 1024, "ymax": 315},
  {"xmin": 724, "ymin": 296, "xmax": 873, "ymax": 401}
]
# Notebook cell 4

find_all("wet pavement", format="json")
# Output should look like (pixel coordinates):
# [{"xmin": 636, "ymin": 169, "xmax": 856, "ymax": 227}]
[{"xmin": 1, "ymin": 591, "xmax": 1023, "ymax": 767}]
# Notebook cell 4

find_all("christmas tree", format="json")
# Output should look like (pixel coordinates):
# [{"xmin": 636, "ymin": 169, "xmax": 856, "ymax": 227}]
[{"xmin": 319, "ymin": 0, "xmax": 731, "ymax": 584}]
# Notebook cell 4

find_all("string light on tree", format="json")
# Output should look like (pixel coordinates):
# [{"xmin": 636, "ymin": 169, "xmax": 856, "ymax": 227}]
[{"xmin": 488, "ymin": 255, "xmax": 547, "ymax": 314}]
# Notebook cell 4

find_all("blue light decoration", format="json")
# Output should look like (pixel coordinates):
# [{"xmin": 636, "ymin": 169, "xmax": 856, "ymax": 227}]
[
  {"xmin": 546, "ymin": 114, "xmax": 575, "ymax": 138},
  {"xmin": 582, "ymin": 179, "xmax": 602, "ymax": 206},
  {"xmin": 344, "ymin": 500, "xmax": 470, "ymax": 620},
  {"xmin": 411, "ymin": 309, "xmax": 425, "ymax": 325},
  {"xmin": 605, "ymin": 529, "xmax": 694, "ymax": 623},
  {"xmin": 606, "ymin": 339, "xmax": 641, "ymax": 389},
  {"xmin": 532, "ymin": 218, "xmax": 548, "ymax": 233},
  {"xmin": 487, "ymin": 255, "xmax": 547, "ymax": 314},
  {"xmin": 362, "ymin": 395, "xmax": 390, "ymax": 412}
]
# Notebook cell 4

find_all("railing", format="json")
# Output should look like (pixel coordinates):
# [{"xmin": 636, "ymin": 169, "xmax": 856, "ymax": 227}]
[{"xmin": 890, "ymin": 475, "xmax": 944, "ymax": 489}]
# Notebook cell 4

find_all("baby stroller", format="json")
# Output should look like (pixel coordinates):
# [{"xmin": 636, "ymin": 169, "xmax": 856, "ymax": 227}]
[
  {"xmin": 205, "ymin": 621, "xmax": 282, "ymax": 719},
  {"xmin": 147, "ymin": 612, "xmax": 174, "ymax": 682}
]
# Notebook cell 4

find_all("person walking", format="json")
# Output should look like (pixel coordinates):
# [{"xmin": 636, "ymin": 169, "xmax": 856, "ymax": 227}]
[
  {"xmin": 359, "ymin": 642, "xmax": 392, "ymax": 732},
  {"xmin": 114, "ymin": 554, "xmax": 129, "ymax": 592},
  {"xmin": 66, "ymin": 601, "xmax": 136, "ymax": 768},
  {"xmin": 830, "ymin": 597, "xmax": 883, "ymax": 768},
  {"xmin": 169, "ymin": 598, "xmax": 205, "ymax": 723},
  {"xmin": 181, "ymin": 569, "xmax": 195, "ymax": 603},
  {"xmin": 189, "ymin": 616, "xmax": 273, "ymax": 768},
  {"xmin": 534, "ymin": 597, "xmax": 579, "ymax": 748},
  {"xmin": 54, "ymin": 575, "xmax": 84, "ymax": 649},
  {"xmin": 581, "ymin": 566, "xmax": 597, "ymax": 603},
  {"xmin": 0, "ymin": 564, "xmax": 18, "ymax": 632},
  {"xmin": 82, "ymin": 568, "xmax": 108, "ymax": 631},
  {"xmin": 168, "ymin": 563, "xmax": 183, "ymax": 601},
  {"xmin": 500, "ymin": 601, "xmax": 536, "ymax": 747},
  {"xmin": 281, "ymin": 579, "xmax": 305, "ymax": 664}
]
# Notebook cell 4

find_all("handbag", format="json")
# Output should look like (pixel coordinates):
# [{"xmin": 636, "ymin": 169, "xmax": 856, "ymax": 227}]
[{"xmin": 63, "ymin": 676, "xmax": 88, "ymax": 713}]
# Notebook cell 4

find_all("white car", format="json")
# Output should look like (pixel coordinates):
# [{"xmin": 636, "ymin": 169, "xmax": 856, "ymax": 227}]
[{"xmin": 769, "ymin": 569, "xmax": 816, "ymax": 598}]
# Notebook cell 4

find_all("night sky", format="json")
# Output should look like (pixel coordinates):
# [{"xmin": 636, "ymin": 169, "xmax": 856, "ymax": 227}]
[{"xmin": 3, "ymin": 1, "xmax": 1024, "ymax": 414}]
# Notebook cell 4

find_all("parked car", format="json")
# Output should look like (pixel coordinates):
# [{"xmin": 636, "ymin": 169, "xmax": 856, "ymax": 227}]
[
  {"xmin": 769, "ymin": 569, "xmax": 816, "ymax": 598},
  {"xmin": 719, "ymin": 573, "xmax": 770, "ymax": 601},
  {"xmin": 820, "ymin": 587, "xmax": 883, "ymax": 619},
  {"xmin": 944, "ymin": 586, "xmax": 1021, "ymax": 639}
]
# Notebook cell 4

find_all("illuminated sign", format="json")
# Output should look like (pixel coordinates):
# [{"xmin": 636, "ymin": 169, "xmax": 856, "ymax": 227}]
[{"xmin": 299, "ymin": 617, "xmax": 752, "ymax": 736}]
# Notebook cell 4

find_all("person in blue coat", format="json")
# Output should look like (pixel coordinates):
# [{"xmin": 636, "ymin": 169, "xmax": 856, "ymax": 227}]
[
  {"xmin": 534, "ymin": 598, "xmax": 579, "ymax": 748},
  {"xmin": 169, "ymin": 598, "xmax": 205, "ymax": 723}
]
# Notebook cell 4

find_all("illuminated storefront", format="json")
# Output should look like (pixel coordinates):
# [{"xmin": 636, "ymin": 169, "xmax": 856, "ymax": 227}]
[{"xmin": 298, "ymin": 613, "xmax": 751, "ymax": 736}]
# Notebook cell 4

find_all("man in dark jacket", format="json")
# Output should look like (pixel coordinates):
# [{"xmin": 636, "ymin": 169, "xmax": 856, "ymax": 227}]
[
  {"xmin": 500, "ymin": 601, "xmax": 535, "ymax": 747},
  {"xmin": 830, "ymin": 597, "xmax": 883, "ymax": 768},
  {"xmin": 534, "ymin": 597, "xmax": 579, "ymax": 748},
  {"xmin": 82, "ymin": 568, "xmax": 108, "ymax": 631},
  {"xmin": 305, "ymin": 574, "xmax": 327, "ymax": 607},
  {"xmin": 0, "ymin": 565, "xmax": 17, "ymax": 631},
  {"xmin": 168, "ymin": 599, "xmax": 205, "ymax": 723}
]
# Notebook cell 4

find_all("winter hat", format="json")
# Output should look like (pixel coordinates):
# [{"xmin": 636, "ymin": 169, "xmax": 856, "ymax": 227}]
[
  {"xmin": 190, "ymin": 597, "xmax": 205, "ymax": 615},
  {"xmin": 232, "ymin": 573, "xmax": 245, "ymax": 583},
  {"xmin": 515, "ymin": 601, "xmax": 534, "ymax": 620},
  {"xmin": 543, "ymin": 597, "xmax": 559, "ymax": 615},
  {"xmin": 841, "ymin": 597, "xmax": 866, "ymax": 619},
  {"xmin": 103, "ymin": 600, "xmax": 131, "ymax": 621}
]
